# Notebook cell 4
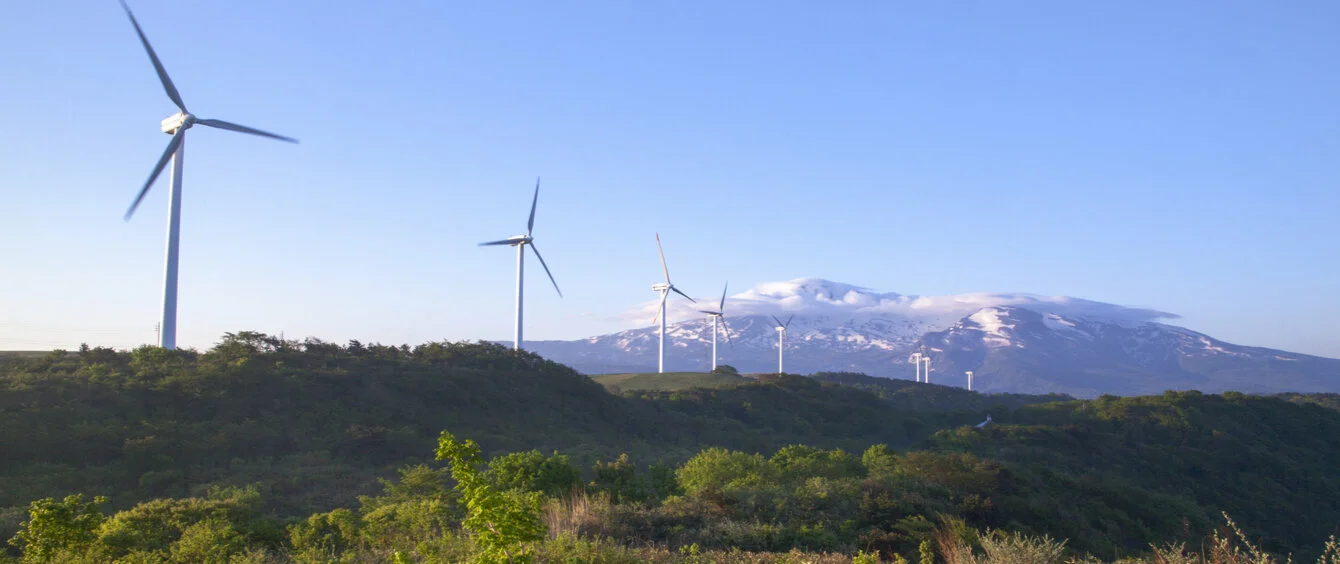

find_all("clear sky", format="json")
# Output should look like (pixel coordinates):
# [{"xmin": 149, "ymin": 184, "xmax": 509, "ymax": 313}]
[{"xmin": 1, "ymin": 1, "xmax": 1337, "ymax": 358}]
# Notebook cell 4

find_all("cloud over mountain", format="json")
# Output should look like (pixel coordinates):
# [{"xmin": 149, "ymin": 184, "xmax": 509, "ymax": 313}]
[
  {"xmin": 531, "ymin": 278, "xmax": 1338, "ymax": 397},
  {"xmin": 624, "ymin": 278, "xmax": 1178, "ymax": 331}
]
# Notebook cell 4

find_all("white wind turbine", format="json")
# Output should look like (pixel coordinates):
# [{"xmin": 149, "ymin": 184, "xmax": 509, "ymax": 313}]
[
  {"xmin": 966, "ymin": 370, "xmax": 974, "ymax": 391},
  {"xmin": 908, "ymin": 352, "xmax": 923, "ymax": 382},
  {"xmin": 479, "ymin": 178, "xmax": 562, "ymax": 351},
  {"xmin": 118, "ymin": 0, "xmax": 297, "ymax": 350},
  {"xmin": 697, "ymin": 283, "xmax": 732, "ymax": 371},
  {"xmin": 650, "ymin": 234, "xmax": 695, "ymax": 373},
  {"xmin": 771, "ymin": 314, "xmax": 794, "ymax": 374},
  {"xmin": 921, "ymin": 353, "xmax": 932, "ymax": 384}
]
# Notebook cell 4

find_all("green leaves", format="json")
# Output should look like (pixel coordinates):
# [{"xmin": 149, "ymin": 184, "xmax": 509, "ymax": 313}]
[
  {"xmin": 8, "ymin": 494, "xmax": 106, "ymax": 562},
  {"xmin": 485, "ymin": 451, "xmax": 581, "ymax": 499},
  {"xmin": 436, "ymin": 431, "xmax": 545, "ymax": 563}
]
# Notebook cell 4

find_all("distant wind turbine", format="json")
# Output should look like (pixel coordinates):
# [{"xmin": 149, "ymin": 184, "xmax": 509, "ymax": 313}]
[
  {"xmin": 479, "ymin": 178, "xmax": 562, "ymax": 351},
  {"xmin": 772, "ymin": 314, "xmax": 794, "ymax": 373},
  {"xmin": 908, "ymin": 352, "xmax": 923, "ymax": 382},
  {"xmin": 697, "ymin": 283, "xmax": 732, "ymax": 371},
  {"xmin": 966, "ymin": 370, "xmax": 974, "ymax": 391},
  {"xmin": 650, "ymin": 234, "xmax": 695, "ymax": 373},
  {"xmin": 118, "ymin": 0, "xmax": 297, "ymax": 350},
  {"xmin": 922, "ymin": 353, "xmax": 932, "ymax": 384}
]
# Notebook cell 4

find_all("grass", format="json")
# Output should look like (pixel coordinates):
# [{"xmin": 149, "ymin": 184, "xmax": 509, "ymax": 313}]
[{"xmin": 590, "ymin": 371, "xmax": 752, "ymax": 392}]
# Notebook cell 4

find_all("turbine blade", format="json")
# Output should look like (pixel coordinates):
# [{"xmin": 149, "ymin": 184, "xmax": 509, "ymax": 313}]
[
  {"xmin": 528, "ymin": 242, "xmax": 562, "ymax": 298},
  {"xmin": 196, "ymin": 119, "xmax": 298, "ymax": 143},
  {"xmin": 697, "ymin": 310, "xmax": 720, "ymax": 315},
  {"xmin": 771, "ymin": 314, "xmax": 783, "ymax": 327},
  {"xmin": 671, "ymin": 286, "xmax": 696, "ymax": 303},
  {"xmin": 785, "ymin": 315, "xmax": 794, "ymax": 329},
  {"xmin": 651, "ymin": 291, "xmax": 668, "ymax": 325},
  {"xmin": 478, "ymin": 238, "xmax": 516, "ymax": 246},
  {"xmin": 719, "ymin": 282, "xmax": 728, "ymax": 313},
  {"xmin": 119, "ymin": 0, "xmax": 186, "ymax": 112},
  {"xmin": 124, "ymin": 128, "xmax": 185, "ymax": 220},
  {"xmin": 655, "ymin": 233, "xmax": 671, "ymax": 284},
  {"xmin": 720, "ymin": 317, "xmax": 734, "ymax": 347},
  {"xmin": 526, "ymin": 177, "xmax": 539, "ymax": 236}
]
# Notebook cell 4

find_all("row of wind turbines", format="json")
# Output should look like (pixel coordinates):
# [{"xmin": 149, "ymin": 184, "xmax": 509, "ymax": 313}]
[
  {"xmin": 112, "ymin": 0, "xmax": 802, "ymax": 375},
  {"xmin": 111, "ymin": 2, "xmax": 971, "ymax": 385},
  {"xmin": 910, "ymin": 350, "xmax": 977, "ymax": 390},
  {"xmin": 479, "ymin": 187, "xmax": 796, "ymax": 375}
]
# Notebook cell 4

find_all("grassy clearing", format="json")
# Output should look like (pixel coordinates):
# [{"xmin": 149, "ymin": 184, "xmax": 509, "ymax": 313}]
[{"xmin": 591, "ymin": 371, "xmax": 752, "ymax": 392}]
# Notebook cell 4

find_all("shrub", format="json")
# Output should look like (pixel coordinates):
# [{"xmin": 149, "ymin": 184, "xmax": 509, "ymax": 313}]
[
  {"xmin": 7, "ymin": 494, "xmax": 107, "ymax": 562},
  {"xmin": 436, "ymin": 431, "xmax": 545, "ymax": 563}
]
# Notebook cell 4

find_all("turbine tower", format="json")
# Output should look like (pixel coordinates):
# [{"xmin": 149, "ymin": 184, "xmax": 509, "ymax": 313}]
[
  {"xmin": 479, "ymin": 178, "xmax": 562, "ymax": 350},
  {"xmin": 697, "ymin": 283, "xmax": 731, "ymax": 371},
  {"xmin": 921, "ymin": 353, "xmax": 932, "ymax": 384},
  {"xmin": 650, "ymin": 234, "xmax": 695, "ymax": 373},
  {"xmin": 118, "ymin": 0, "xmax": 297, "ymax": 350},
  {"xmin": 772, "ymin": 315, "xmax": 794, "ymax": 374},
  {"xmin": 966, "ymin": 370, "xmax": 974, "ymax": 391},
  {"xmin": 908, "ymin": 352, "xmax": 923, "ymax": 382}
]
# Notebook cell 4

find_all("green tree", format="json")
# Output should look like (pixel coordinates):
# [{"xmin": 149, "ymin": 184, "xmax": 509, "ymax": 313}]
[
  {"xmin": 168, "ymin": 518, "xmax": 247, "ymax": 564},
  {"xmin": 436, "ymin": 431, "xmax": 545, "ymax": 563},
  {"xmin": 486, "ymin": 451, "xmax": 581, "ymax": 498},
  {"xmin": 8, "ymin": 494, "xmax": 107, "ymax": 562},
  {"xmin": 288, "ymin": 508, "xmax": 358, "ymax": 562},
  {"xmin": 590, "ymin": 454, "xmax": 653, "ymax": 504},
  {"xmin": 919, "ymin": 539, "xmax": 935, "ymax": 564}
]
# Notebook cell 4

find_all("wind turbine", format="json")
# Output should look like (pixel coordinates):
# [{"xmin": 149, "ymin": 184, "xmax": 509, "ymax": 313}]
[
  {"xmin": 922, "ymin": 353, "xmax": 932, "ymax": 384},
  {"xmin": 771, "ymin": 314, "xmax": 794, "ymax": 374},
  {"xmin": 117, "ymin": 0, "xmax": 297, "ymax": 350},
  {"xmin": 650, "ymin": 234, "xmax": 695, "ymax": 373},
  {"xmin": 697, "ymin": 283, "xmax": 732, "ymax": 371},
  {"xmin": 966, "ymin": 370, "xmax": 974, "ymax": 391},
  {"xmin": 908, "ymin": 352, "xmax": 923, "ymax": 382},
  {"xmin": 479, "ymin": 178, "xmax": 562, "ymax": 351}
]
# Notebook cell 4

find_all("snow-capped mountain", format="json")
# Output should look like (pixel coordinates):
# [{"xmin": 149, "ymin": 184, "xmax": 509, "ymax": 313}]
[{"xmin": 526, "ymin": 279, "xmax": 1340, "ymax": 397}]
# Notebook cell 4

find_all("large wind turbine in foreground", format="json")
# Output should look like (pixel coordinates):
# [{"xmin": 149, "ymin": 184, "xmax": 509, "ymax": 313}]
[
  {"xmin": 118, "ymin": 0, "xmax": 297, "ymax": 350},
  {"xmin": 697, "ymin": 283, "xmax": 731, "ymax": 371},
  {"xmin": 651, "ymin": 234, "xmax": 695, "ymax": 373},
  {"xmin": 772, "ymin": 314, "xmax": 794, "ymax": 373},
  {"xmin": 479, "ymin": 178, "xmax": 562, "ymax": 350}
]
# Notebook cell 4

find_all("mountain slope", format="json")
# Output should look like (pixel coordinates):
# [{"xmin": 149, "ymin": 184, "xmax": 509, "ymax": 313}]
[{"xmin": 526, "ymin": 278, "xmax": 1340, "ymax": 396}]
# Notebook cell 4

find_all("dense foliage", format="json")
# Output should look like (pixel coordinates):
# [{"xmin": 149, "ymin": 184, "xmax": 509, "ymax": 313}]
[
  {"xmin": 0, "ymin": 334, "xmax": 1004, "ymax": 538},
  {"xmin": 3, "ymin": 335, "xmax": 1340, "ymax": 562}
]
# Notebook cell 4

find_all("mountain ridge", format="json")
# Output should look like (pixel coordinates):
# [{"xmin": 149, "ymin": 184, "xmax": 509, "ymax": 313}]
[{"xmin": 526, "ymin": 278, "xmax": 1340, "ymax": 397}]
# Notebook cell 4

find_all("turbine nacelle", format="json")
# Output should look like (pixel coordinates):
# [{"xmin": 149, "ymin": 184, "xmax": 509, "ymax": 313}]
[
  {"xmin": 652, "ymin": 283, "xmax": 670, "ymax": 292},
  {"xmin": 160, "ymin": 112, "xmax": 195, "ymax": 134}
]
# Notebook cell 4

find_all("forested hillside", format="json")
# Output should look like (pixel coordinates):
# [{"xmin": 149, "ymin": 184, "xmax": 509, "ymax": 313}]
[
  {"xmin": 0, "ymin": 334, "xmax": 993, "ymax": 525},
  {"xmin": 3, "ymin": 334, "xmax": 1340, "ymax": 562}
]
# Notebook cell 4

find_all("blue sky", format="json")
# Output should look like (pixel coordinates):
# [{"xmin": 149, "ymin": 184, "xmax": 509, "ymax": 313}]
[{"xmin": 1, "ymin": 1, "xmax": 1337, "ymax": 357}]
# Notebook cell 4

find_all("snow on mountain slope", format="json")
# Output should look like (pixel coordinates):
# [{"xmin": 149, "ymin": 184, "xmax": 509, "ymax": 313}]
[
  {"xmin": 525, "ymin": 279, "xmax": 1340, "ymax": 397},
  {"xmin": 621, "ymin": 278, "xmax": 1177, "ymax": 330}
]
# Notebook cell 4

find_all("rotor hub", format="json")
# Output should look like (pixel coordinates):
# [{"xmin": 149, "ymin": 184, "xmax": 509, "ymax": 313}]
[{"xmin": 160, "ymin": 112, "xmax": 195, "ymax": 134}]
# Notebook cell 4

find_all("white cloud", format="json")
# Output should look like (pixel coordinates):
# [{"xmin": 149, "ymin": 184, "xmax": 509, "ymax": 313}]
[{"xmin": 621, "ymin": 277, "xmax": 1177, "ymax": 330}]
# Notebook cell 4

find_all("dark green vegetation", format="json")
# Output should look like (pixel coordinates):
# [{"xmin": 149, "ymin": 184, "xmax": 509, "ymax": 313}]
[
  {"xmin": 810, "ymin": 371, "xmax": 1074, "ymax": 413},
  {"xmin": 590, "ymin": 370, "xmax": 751, "ymax": 392},
  {"xmin": 3, "ymin": 334, "xmax": 1340, "ymax": 562}
]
